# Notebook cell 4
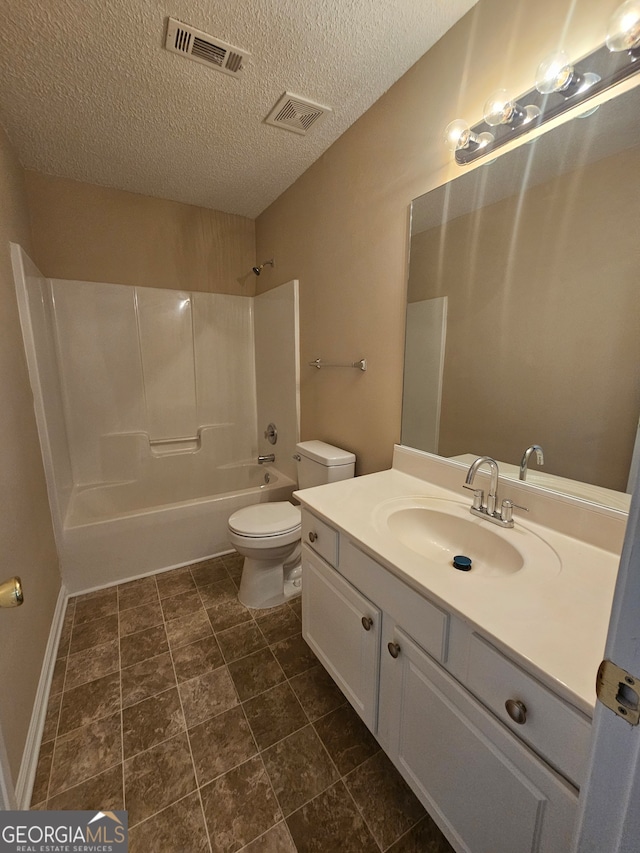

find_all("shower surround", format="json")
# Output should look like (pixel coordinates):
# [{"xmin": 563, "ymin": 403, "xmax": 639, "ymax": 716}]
[{"xmin": 12, "ymin": 245, "xmax": 299, "ymax": 593}]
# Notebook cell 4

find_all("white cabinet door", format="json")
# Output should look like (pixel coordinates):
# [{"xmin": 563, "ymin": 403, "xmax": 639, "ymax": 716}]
[
  {"xmin": 384, "ymin": 627, "xmax": 577, "ymax": 853},
  {"xmin": 302, "ymin": 545, "xmax": 381, "ymax": 731}
]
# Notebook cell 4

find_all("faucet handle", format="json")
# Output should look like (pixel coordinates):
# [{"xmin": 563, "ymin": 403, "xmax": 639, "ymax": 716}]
[
  {"xmin": 463, "ymin": 484, "xmax": 484, "ymax": 510},
  {"xmin": 501, "ymin": 499, "xmax": 529, "ymax": 523}
]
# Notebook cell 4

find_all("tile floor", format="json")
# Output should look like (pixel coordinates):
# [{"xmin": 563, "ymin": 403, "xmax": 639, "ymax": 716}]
[{"xmin": 31, "ymin": 553, "xmax": 454, "ymax": 853}]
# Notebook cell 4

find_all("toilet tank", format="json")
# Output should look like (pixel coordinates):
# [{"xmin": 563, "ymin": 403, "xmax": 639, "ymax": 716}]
[{"xmin": 295, "ymin": 440, "xmax": 355, "ymax": 489}]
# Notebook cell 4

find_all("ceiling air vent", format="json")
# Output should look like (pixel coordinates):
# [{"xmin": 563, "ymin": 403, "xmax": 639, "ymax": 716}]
[
  {"xmin": 165, "ymin": 17, "xmax": 249, "ymax": 78},
  {"xmin": 265, "ymin": 92, "xmax": 331, "ymax": 135}
]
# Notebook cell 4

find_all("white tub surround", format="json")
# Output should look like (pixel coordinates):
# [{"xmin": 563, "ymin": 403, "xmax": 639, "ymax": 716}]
[
  {"xmin": 51, "ymin": 279, "xmax": 258, "ymax": 489},
  {"xmin": 254, "ymin": 282, "xmax": 300, "ymax": 484},
  {"xmin": 11, "ymin": 245, "xmax": 73, "ymax": 546},
  {"xmin": 295, "ymin": 446, "xmax": 626, "ymax": 853},
  {"xmin": 13, "ymin": 243, "xmax": 301, "ymax": 592}
]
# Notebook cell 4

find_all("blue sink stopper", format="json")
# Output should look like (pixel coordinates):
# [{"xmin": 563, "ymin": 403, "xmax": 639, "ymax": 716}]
[{"xmin": 453, "ymin": 555, "xmax": 472, "ymax": 571}]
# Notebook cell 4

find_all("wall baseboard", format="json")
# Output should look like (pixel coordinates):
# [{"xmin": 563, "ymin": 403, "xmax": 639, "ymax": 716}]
[{"xmin": 15, "ymin": 584, "xmax": 68, "ymax": 809}]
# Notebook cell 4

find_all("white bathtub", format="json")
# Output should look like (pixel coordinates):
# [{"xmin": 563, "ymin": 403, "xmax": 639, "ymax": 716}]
[{"xmin": 60, "ymin": 463, "xmax": 296, "ymax": 593}]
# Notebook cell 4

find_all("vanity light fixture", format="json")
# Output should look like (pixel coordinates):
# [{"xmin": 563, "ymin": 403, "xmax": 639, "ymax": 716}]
[{"xmin": 446, "ymin": 1, "xmax": 640, "ymax": 166}]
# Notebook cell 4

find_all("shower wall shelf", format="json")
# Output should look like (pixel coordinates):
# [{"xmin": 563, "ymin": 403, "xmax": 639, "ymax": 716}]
[{"xmin": 309, "ymin": 358, "xmax": 367, "ymax": 371}]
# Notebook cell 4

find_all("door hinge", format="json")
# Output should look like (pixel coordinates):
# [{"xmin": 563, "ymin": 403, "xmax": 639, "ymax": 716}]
[{"xmin": 596, "ymin": 659, "xmax": 640, "ymax": 725}]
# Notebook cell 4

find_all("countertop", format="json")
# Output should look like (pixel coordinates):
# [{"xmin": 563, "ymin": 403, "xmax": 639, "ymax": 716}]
[{"xmin": 295, "ymin": 464, "xmax": 622, "ymax": 717}]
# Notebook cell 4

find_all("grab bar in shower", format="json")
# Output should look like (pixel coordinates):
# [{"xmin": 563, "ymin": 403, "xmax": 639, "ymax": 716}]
[
  {"xmin": 308, "ymin": 357, "xmax": 367, "ymax": 371},
  {"xmin": 149, "ymin": 434, "xmax": 201, "ymax": 455},
  {"xmin": 149, "ymin": 435, "xmax": 200, "ymax": 446}
]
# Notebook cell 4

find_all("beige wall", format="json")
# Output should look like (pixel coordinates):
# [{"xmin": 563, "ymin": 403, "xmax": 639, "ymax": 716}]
[
  {"xmin": 255, "ymin": 0, "xmax": 622, "ymax": 475},
  {"xmin": 0, "ymin": 128, "xmax": 61, "ymax": 785},
  {"xmin": 408, "ymin": 146, "xmax": 640, "ymax": 491},
  {"xmin": 25, "ymin": 172, "xmax": 257, "ymax": 296}
]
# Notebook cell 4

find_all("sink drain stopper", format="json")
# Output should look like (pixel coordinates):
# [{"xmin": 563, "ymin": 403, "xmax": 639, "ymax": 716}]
[{"xmin": 453, "ymin": 555, "xmax": 472, "ymax": 571}]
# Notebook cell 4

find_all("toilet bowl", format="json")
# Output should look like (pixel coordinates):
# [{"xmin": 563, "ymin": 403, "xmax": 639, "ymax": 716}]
[
  {"xmin": 228, "ymin": 501, "xmax": 302, "ymax": 609},
  {"xmin": 228, "ymin": 440, "xmax": 356, "ymax": 609}
]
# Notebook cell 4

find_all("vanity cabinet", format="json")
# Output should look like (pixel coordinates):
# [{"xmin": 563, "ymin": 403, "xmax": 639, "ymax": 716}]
[
  {"xmin": 301, "ymin": 508, "xmax": 583, "ymax": 853},
  {"xmin": 382, "ymin": 626, "xmax": 577, "ymax": 853},
  {"xmin": 302, "ymin": 547, "xmax": 380, "ymax": 730}
]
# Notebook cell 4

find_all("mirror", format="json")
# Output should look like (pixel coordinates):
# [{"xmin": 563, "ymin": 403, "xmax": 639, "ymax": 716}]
[{"xmin": 403, "ymin": 84, "xmax": 640, "ymax": 512}]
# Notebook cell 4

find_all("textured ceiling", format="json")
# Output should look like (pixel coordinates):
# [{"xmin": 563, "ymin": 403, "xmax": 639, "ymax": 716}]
[{"xmin": 0, "ymin": 0, "xmax": 477, "ymax": 218}]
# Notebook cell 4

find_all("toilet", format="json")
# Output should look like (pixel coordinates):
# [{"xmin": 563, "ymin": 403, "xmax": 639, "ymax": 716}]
[{"xmin": 228, "ymin": 440, "xmax": 355, "ymax": 609}]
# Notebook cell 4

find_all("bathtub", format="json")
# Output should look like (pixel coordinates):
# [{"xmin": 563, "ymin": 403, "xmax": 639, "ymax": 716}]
[{"xmin": 60, "ymin": 462, "xmax": 296, "ymax": 593}]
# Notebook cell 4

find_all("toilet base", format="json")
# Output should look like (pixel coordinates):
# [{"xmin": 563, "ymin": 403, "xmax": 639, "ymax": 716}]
[{"xmin": 238, "ymin": 554, "xmax": 302, "ymax": 609}]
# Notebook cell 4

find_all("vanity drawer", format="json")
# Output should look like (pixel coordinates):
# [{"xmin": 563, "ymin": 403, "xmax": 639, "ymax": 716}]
[
  {"xmin": 466, "ymin": 634, "xmax": 592, "ymax": 787},
  {"xmin": 341, "ymin": 539, "xmax": 449, "ymax": 664},
  {"xmin": 301, "ymin": 510, "xmax": 339, "ymax": 567}
]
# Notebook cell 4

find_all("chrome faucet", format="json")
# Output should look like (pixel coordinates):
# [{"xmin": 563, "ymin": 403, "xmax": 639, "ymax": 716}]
[
  {"xmin": 464, "ymin": 456, "xmax": 527, "ymax": 528},
  {"xmin": 258, "ymin": 454, "xmax": 275, "ymax": 464},
  {"xmin": 465, "ymin": 456, "xmax": 500, "ymax": 515},
  {"xmin": 519, "ymin": 444, "xmax": 544, "ymax": 480}
]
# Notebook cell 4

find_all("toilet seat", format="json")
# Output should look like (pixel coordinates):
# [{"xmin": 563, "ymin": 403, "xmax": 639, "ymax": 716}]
[{"xmin": 228, "ymin": 501, "xmax": 301, "ymax": 538}]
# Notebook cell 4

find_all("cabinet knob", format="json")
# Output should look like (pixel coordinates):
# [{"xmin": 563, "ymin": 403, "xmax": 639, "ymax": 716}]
[
  {"xmin": 505, "ymin": 698, "xmax": 527, "ymax": 725},
  {"xmin": 308, "ymin": 531, "xmax": 318, "ymax": 543},
  {"xmin": 361, "ymin": 616, "xmax": 373, "ymax": 631},
  {"xmin": 388, "ymin": 641, "xmax": 401, "ymax": 659}
]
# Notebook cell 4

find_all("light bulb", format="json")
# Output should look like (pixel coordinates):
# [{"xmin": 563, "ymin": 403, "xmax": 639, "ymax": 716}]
[
  {"xmin": 444, "ymin": 119, "xmax": 470, "ymax": 151},
  {"xmin": 607, "ymin": 0, "xmax": 640, "ymax": 52},
  {"xmin": 535, "ymin": 50, "xmax": 601, "ymax": 97},
  {"xmin": 483, "ymin": 90, "xmax": 540, "ymax": 128},
  {"xmin": 444, "ymin": 120, "xmax": 493, "ymax": 155},
  {"xmin": 483, "ymin": 90, "xmax": 517, "ymax": 126},
  {"xmin": 536, "ymin": 51, "xmax": 575, "ymax": 94}
]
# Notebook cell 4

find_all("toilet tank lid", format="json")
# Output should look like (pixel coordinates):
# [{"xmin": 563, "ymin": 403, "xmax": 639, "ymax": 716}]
[{"xmin": 296, "ymin": 440, "xmax": 355, "ymax": 466}]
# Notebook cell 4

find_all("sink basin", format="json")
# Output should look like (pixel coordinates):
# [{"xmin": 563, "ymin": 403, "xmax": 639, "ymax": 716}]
[
  {"xmin": 374, "ymin": 497, "xmax": 561, "ymax": 578},
  {"xmin": 386, "ymin": 507, "xmax": 523, "ymax": 576}
]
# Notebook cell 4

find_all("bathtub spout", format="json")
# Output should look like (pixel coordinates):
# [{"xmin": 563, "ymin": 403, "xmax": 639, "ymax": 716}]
[{"xmin": 258, "ymin": 454, "xmax": 275, "ymax": 464}]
